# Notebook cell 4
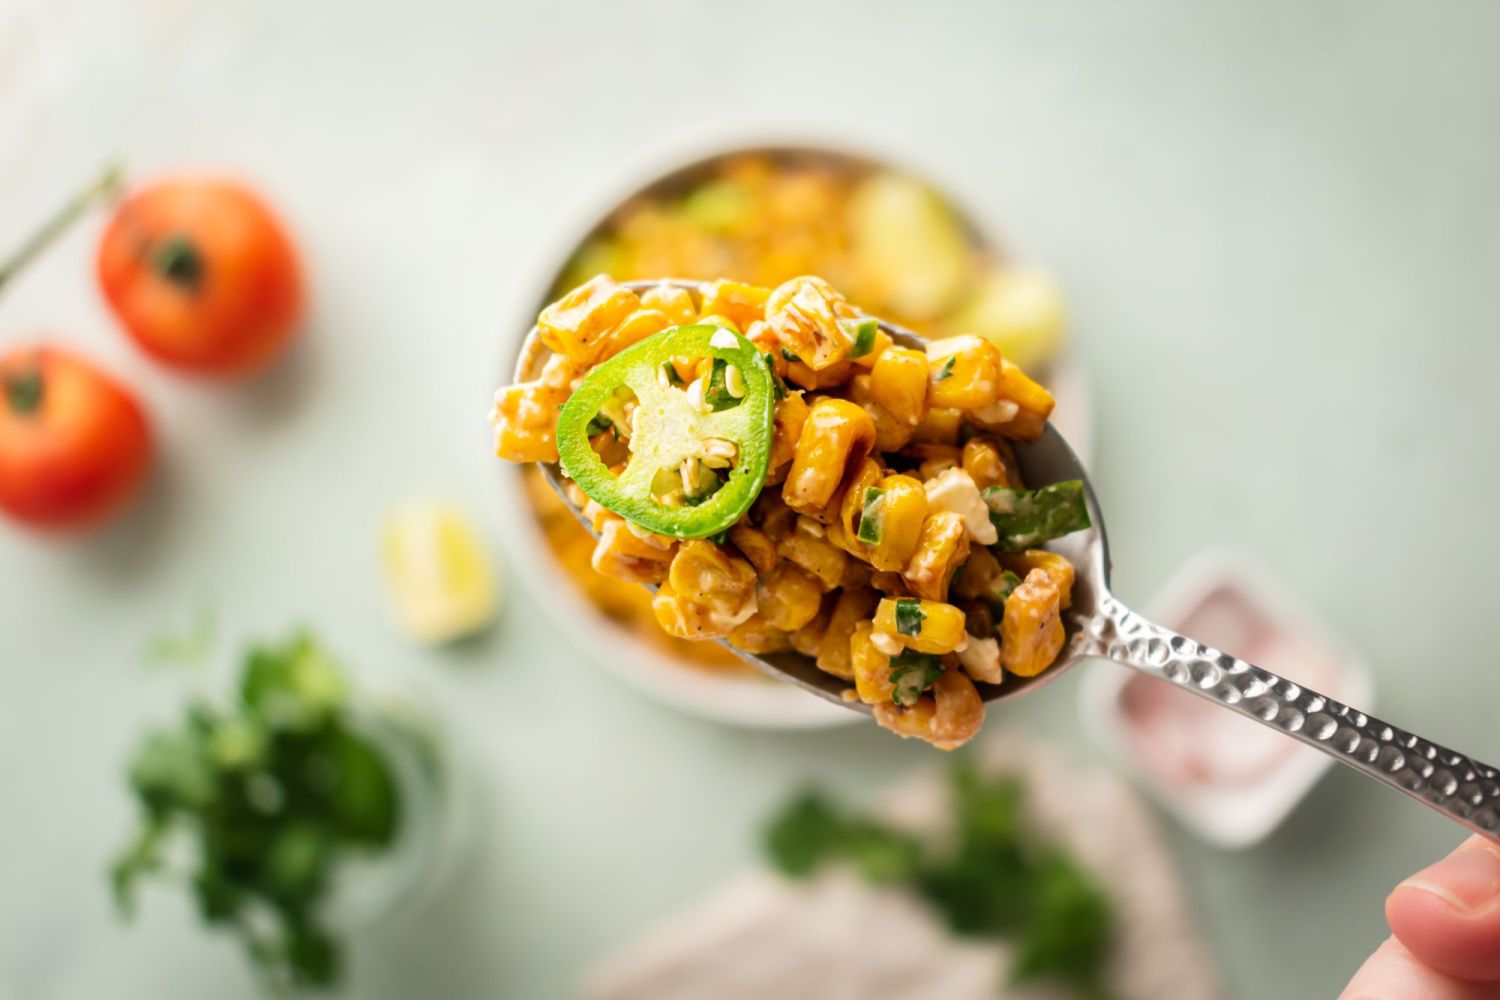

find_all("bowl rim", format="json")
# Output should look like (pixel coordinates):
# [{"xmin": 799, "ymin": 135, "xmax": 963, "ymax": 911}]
[{"xmin": 493, "ymin": 130, "xmax": 1094, "ymax": 728}]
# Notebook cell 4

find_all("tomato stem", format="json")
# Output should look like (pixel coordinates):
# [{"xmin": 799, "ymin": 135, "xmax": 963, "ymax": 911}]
[
  {"xmin": 0, "ymin": 162, "xmax": 125, "ymax": 296},
  {"xmin": 3, "ymin": 367, "xmax": 44, "ymax": 414},
  {"xmin": 150, "ymin": 235, "xmax": 205, "ymax": 290}
]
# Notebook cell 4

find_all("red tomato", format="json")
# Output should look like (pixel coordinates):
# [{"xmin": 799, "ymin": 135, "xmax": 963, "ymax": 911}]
[
  {"xmin": 97, "ymin": 176, "xmax": 303, "ymax": 376},
  {"xmin": 0, "ymin": 345, "xmax": 153, "ymax": 529}
]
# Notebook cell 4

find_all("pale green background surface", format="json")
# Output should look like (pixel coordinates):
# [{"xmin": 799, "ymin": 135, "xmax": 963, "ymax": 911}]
[{"xmin": 3, "ymin": 1, "xmax": 1498, "ymax": 997}]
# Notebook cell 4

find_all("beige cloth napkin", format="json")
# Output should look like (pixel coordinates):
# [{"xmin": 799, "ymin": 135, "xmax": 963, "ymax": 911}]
[{"xmin": 585, "ymin": 736, "xmax": 1225, "ymax": 1000}]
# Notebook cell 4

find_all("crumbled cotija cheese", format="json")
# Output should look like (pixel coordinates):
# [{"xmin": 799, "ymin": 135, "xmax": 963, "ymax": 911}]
[{"xmin": 923, "ymin": 468, "xmax": 999, "ymax": 545}]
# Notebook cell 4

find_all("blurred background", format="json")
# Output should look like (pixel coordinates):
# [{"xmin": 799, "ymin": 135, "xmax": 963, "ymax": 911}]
[{"xmin": 3, "ymin": 1, "xmax": 1500, "ymax": 997}]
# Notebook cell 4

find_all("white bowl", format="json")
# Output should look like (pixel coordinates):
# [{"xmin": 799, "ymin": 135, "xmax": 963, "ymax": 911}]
[{"xmin": 497, "ymin": 135, "xmax": 1094, "ymax": 729}]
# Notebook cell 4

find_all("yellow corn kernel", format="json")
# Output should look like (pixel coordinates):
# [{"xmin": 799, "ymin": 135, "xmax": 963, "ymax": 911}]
[
  {"xmin": 765, "ymin": 275, "xmax": 858, "ymax": 370},
  {"xmin": 872, "ymin": 670, "xmax": 984, "ymax": 750},
  {"xmin": 767, "ymin": 391, "xmax": 810, "ymax": 484},
  {"xmin": 911, "ymin": 406, "xmax": 964, "ymax": 445},
  {"xmin": 911, "ymin": 442, "xmax": 961, "ymax": 482},
  {"xmin": 728, "ymin": 522, "xmax": 778, "ymax": 578},
  {"xmin": 822, "ymin": 515, "xmax": 861, "ymax": 559},
  {"xmin": 756, "ymin": 564, "xmax": 824, "ymax": 632},
  {"xmin": 868, "ymin": 346, "xmax": 929, "ymax": 428},
  {"xmin": 849, "ymin": 326, "xmax": 892, "ymax": 369},
  {"xmin": 951, "ymin": 265, "xmax": 1065, "ymax": 373},
  {"xmin": 784, "ymin": 357, "xmax": 854, "ymax": 391},
  {"xmin": 728, "ymin": 613, "xmax": 793, "ymax": 654},
  {"xmin": 869, "ymin": 473, "xmax": 927, "ymax": 572},
  {"xmin": 654, "ymin": 541, "xmax": 758, "ymax": 639},
  {"xmin": 591, "ymin": 516, "xmax": 677, "ymax": 584},
  {"xmin": 537, "ymin": 275, "xmax": 641, "ymax": 365},
  {"xmin": 992, "ymin": 359, "xmax": 1055, "ymax": 440},
  {"xmin": 1001, "ymin": 549, "xmax": 1075, "ymax": 609},
  {"xmin": 848, "ymin": 373, "xmax": 913, "ymax": 452},
  {"xmin": 782, "ymin": 398, "xmax": 876, "ymax": 516},
  {"xmin": 873, "ymin": 597, "xmax": 967, "ymax": 654},
  {"xmin": 902, "ymin": 511, "xmax": 971, "ymax": 602},
  {"xmin": 538, "ymin": 352, "xmax": 583, "ymax": 390},
  {"xmin": 839, "ymin": 557, "xmax": 874, "ymax": 590},
  {"xmin": 597, "ymin": 308, "xmax": 670, "ymax": 361},
  {"xmin": 700, "ymin": 279, "xmax": 772, "ymax": 332},
  {"xmin": 579, "ymin": 496, "xmax": 610, "ymax": 533},
  {"xmin": 967, "ymin": 358, "xmax": 1055, "ymax": 440},
  {"xmin": 777, "ymin": 516, "xmax": 848, "ymax": 590},
  {"xmin": 641, "ymin": 284, "xmax": 697, "ymax": 326},
  {"xmin": 952, "ymin": 546, "xmax": 1003, "ymax": 603},
  {"xmin": 790, "ymin": 597, "xmax": 832, "ymax": 659},
  {"xmin": 999, "ymin": 568, "xmax": 1065, "ymax": 676},
  {"xmin": 850, "ymin": 622, "xmax": 895, "ymax": 705},
  {"xmin": 381, "ymin": 500, "xmax": 497, "ymax": 644},
  {"xmin": 490, "ymin": 380, "xmax": 569, "ymax": 463},
  {"xmin": 837, "ymin": 458, "xmax": 884, "ymax": 557},
  {"xmin": 753, "ymin": 490, "xmax": 797, "ymax": 541},
  {"xmin": 961, "ymin": 437, "xmax": 1021, "ymax": 490},
  {"xmin": 925, "ymin": 334, "xmax": 1001, "ymax": 410},
  {"xmin": 590, "ymin": 428, "xmax": 631, "ymax": 468},
  {"xmin": 871, "ymin": 570, "xmax": 909, "ymax": 595},
  {"xmin": 815, "ymin": 587, "xmax": 878, "ymax": 679}
]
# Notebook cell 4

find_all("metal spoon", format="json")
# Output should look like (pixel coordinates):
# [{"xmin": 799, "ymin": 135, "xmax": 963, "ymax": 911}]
[{"xmin": 514, "ymin": 280, "xmax": 1500, "ymax": 842}]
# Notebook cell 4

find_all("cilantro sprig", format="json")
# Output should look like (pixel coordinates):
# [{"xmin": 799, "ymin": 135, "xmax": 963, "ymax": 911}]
[
  {"xmin": 112, "ymin": 630, "xmax": 404, "ymax": 995},
  {"xmin": 763, "ymin": 762, "xmax": 1116, "ymax": 998}
]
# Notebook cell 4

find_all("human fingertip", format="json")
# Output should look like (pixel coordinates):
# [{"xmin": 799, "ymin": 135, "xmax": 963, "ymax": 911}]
[{"xmin": 1394, "ymin": 838, "xmax": 1500, "ymax": 915}]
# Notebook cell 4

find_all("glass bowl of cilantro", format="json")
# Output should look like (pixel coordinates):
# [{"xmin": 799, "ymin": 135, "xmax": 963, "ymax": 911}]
[{"xmin": 110, "ymin": 630, "xmax": 461, "ymax": 995}]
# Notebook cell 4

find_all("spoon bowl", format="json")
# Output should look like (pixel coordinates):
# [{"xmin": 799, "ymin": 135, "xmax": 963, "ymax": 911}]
[{"xmin": 514, "ymin": 279, "xmax": 1500, "ymax": 842}]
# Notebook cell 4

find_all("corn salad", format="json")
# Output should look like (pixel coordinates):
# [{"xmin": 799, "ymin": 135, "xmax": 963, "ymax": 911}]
[{"xmin": 495, "ymin": 275, "xmax": 1079, "ymax": 749}]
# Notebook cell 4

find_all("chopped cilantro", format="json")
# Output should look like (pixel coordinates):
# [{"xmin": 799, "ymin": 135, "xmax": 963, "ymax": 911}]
[
  {"xmin": 840, "ymin": 318, "xmax": 879, "ymax": 359},
  {"xmin": 935, "ymin": 355, "xmax": 957, "ymax": 381},
  {"xmin": 889, "ymin": 651, "xmax": 943, "ymax": 707},
  {"xmin": 983, "ymin": 481, "xmax": 1091, "ymax": 552},
  {"xmin": 761, "ymin": 353, "xmax": 788, "ymax": 400},
  {"xmin": 780, "ymin": 347, "xmax": 801, "ymax": 363},
  {"xmin": 991, "ymin": 570, "xmax": 1024, "ymax": 611},
  {"xmin": 585, "ymin": 414, "xmax": 617, "ymax": 438},
  {"xmin": 894, "ymin": 598, "xmax": 926, "ymax": 636},
  {"xmin": 703, "ymin": 357, "xmax": 738, "ymax": 411},
  {"xmin": 856, "ymin": 487, "xmax": 885, "ymax": 544}
]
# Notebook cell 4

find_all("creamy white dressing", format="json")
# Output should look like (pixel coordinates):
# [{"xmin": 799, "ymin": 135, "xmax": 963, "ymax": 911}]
[
  {"xmin": 983, "ymin": 489, "xmax": 1017, "ymax": 515},
  {"xmin": 971, "ymin": 398, "xmax": 1020, "ymax": 425},
  {"xmin": 955, "ymin": 635, "xmax": 1002, "ymax": 684},
  {"xmin": 923, "ymin": 468, "xmax": 998, "ymax": 545}
]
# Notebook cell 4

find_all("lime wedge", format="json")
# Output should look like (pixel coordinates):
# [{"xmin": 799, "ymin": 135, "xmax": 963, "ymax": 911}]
[{"xmin": 381, "ymin": 501, "xmax": 497, "ymax": 643}]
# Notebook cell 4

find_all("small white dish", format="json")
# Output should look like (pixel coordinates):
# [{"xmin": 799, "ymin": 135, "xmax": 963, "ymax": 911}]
[{"xmin": 1080, "ymin": 550, "xmax": 1374, "ymax": 848}]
